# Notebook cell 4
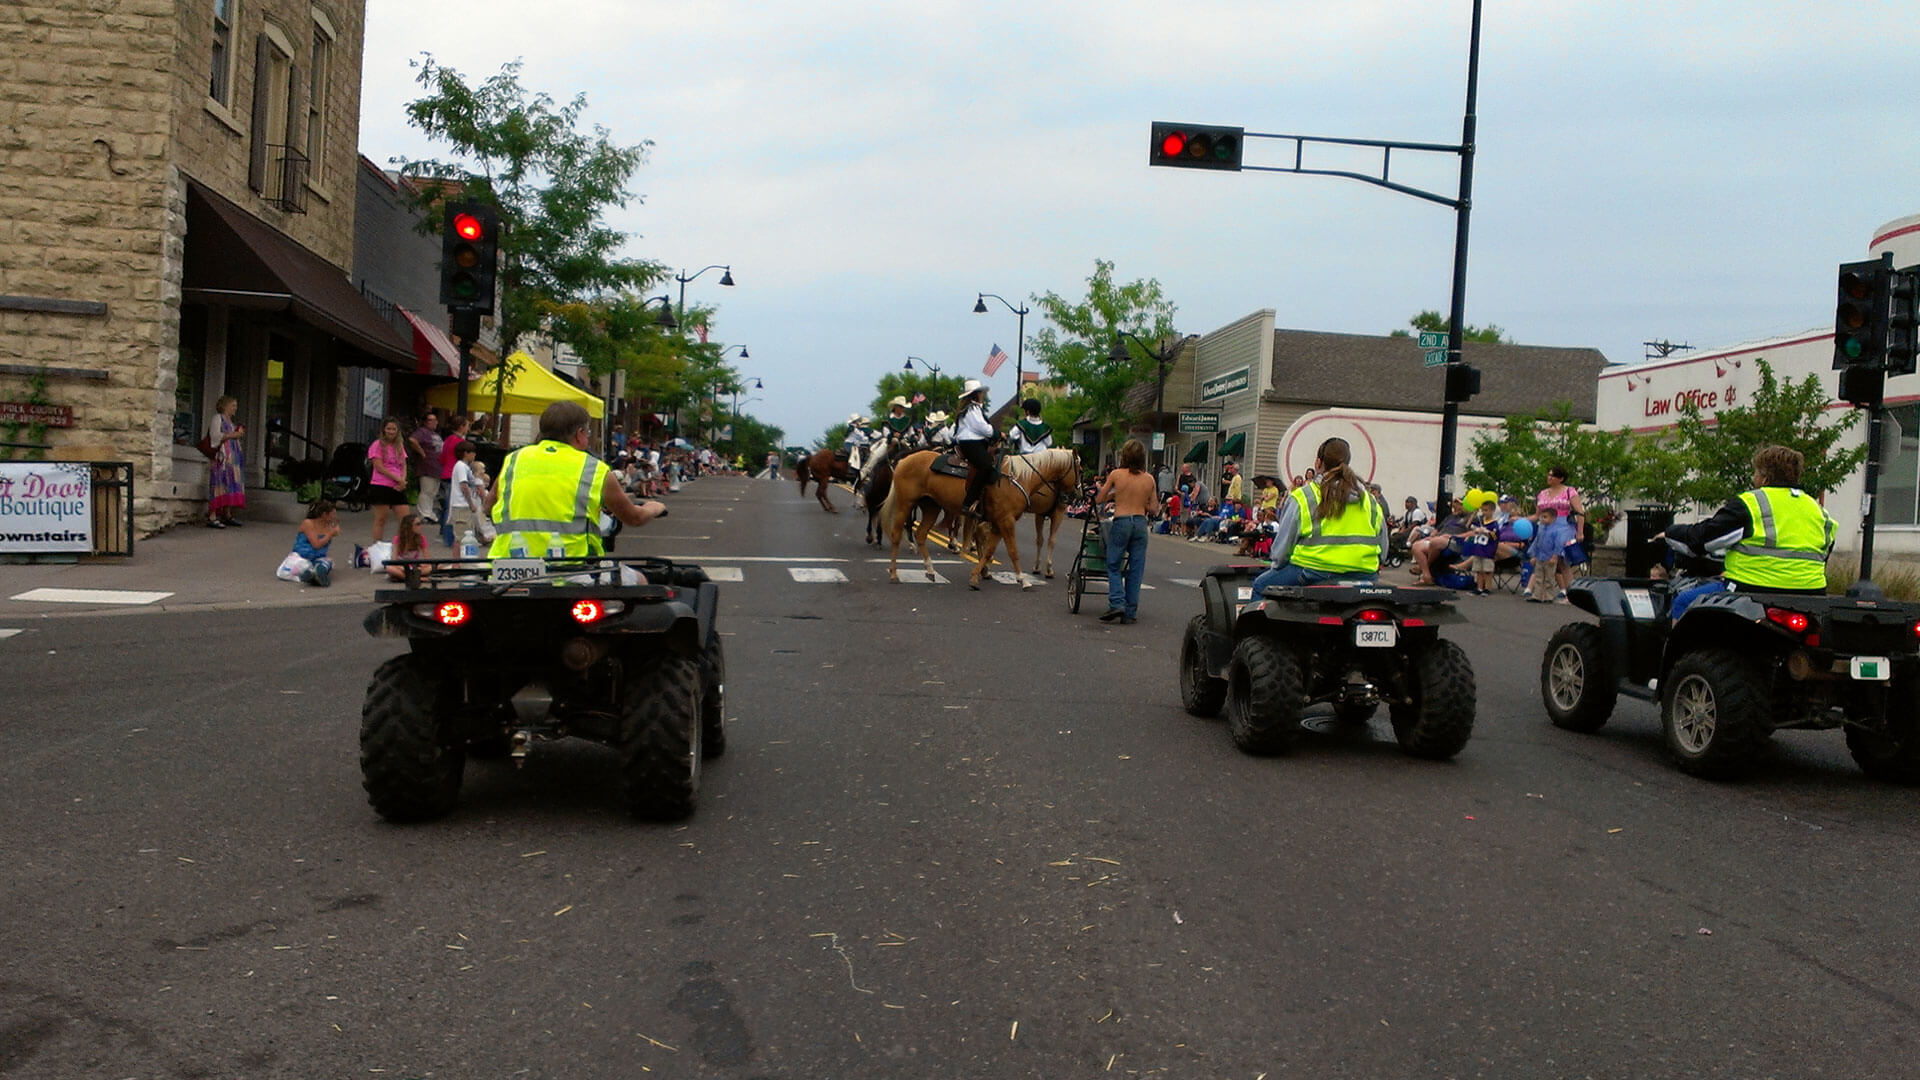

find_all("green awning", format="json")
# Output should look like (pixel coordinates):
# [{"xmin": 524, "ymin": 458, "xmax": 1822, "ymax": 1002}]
[
  {"xmin": 1219, "ymin": 432, "xmax": 1246, "ymax": 458},
  {"xmin": 1182, "ymin": 441, "xmax": 1209, "ymax": 464}
]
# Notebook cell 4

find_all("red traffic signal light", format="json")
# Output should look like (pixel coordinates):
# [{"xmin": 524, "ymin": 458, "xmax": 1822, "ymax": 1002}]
[
  {"xmin": 452, "ymin": 212, "xmax": 484, "ymax": 241},
  {"xmin": 440, "ymin": 202, "xmax": 498, "ymax": 311},
  {"xmin": 1149, "ymin": 122, "xmax": 1244, "ymax": 172}
]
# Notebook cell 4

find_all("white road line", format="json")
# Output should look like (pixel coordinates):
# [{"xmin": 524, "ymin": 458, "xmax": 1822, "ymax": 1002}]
[
  {"xmin": 703, "ymin": 567, "xmax": 745, "ymax": 582},
  {"xmin": 988, "ymin": 572, "xmax": 1049, "ymax": 587},
  {"xmin": 1168, "ymin": 578, "xmax": 1202, "ymax": 588},
  {"xmin": 10, "ymin": 588, "xmax": 174, "ymax": 605},
  {"xmin": 861, "ymin": 558, "xmax": 971, "ymax": 566},
  {"xmin": 788, "ymin": 567, "xmax": 849, "ymax": 583},
  {"xmin": 658, "ymin": 555, "xmax": 848, "ymax": 562},
  {"xmin": 620, "ymin": 535, "xmax": 713, "ymax": 541},
  {"xmin": 0, "ymin": 629, "xmax": 22, "ymax": 639},
  {"xmin": 898, "ymin": 571, "xmax": 952, "ymax": 585}
]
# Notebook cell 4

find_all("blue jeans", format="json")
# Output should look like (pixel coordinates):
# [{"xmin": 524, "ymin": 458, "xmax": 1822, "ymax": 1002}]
[
  {"xmin": 1668, "ymin": 579, "xmax": 1727, "ymax": 622},
  {"xmin": 1105, "ymin": 514, "xmax": 1149, "ymax": 617},
  {"xmin": 1250, "ymin": 563, "xmax": 1378, "ymax": 595}
]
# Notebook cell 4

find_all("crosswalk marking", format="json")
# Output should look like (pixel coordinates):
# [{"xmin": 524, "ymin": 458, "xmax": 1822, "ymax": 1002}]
[
  {"xmin": 1168, "ymin": 578, "xmax": 1202, "ymax": 588},
  {"xmin": 703, "ymin": 567, "xmax": 744, "ymax": 582},
  {"xmin": 10, "ymin": 588, "xmax": 173, "ymax": 605},
  {"xmin": 788, "ymin": 567, "xmax": 849, "ymax": 583},
  {"xmin": 899, "ymin": 571, "xmax": 952, "ymax": 585}
]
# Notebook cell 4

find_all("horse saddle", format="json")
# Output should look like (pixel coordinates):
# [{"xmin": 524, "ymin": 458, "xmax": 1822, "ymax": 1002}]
[{"xmin": 931, "ymin": 451, "xmax": 971, "ymax": 479}]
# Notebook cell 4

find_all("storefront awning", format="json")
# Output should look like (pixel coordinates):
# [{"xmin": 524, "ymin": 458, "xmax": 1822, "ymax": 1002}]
[
  {"xmin": 426, "ymin": 351, "xmax": 603, "ymax": 420},
  {"xmin": 398, "ymin": 306, "xmax": 461, "ymax": 378},
  {"xmin": 180, "ymin": 180, "xmax": 412, "ymax": 369},
  {"xmin": 1182, "ymin": 441, "xmax": 1210, "ymax": 464},
  {"xmin": 1219, "ymin": 432, "xmax": 1246, "ymax": 459}
]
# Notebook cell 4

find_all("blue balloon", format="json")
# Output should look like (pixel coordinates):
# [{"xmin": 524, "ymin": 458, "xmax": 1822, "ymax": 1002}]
[{"xmin": 1510, "ymin": 518, "xmax": 1535, "ymax": 541}]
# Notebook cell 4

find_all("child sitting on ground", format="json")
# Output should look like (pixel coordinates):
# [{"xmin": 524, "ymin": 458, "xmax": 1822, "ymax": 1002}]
[
  {"xmin": 384, "ymin": 513, "xmax": 432, "ymax": 582},
  {"xmin": 276, "ymin": 499, "xmax": 340, "ymax": 587}
]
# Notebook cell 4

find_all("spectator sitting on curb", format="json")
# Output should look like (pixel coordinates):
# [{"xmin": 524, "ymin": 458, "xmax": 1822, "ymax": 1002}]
[
  {"xmin": 385, "ymin": 514, "xmax": 432, "ymax": 583},
  {"xmin": 276, "ymin": 499, "xmax": 340, "ymax": 587}
]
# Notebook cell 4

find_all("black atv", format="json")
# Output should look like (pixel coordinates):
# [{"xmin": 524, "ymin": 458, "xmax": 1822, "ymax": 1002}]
[
  {"xmin": 1179, "ymin": 566, "xmax": 1476, "ymax": 758},
  {"xmin": 360, "ymin": 553, "xmax": 725, "ymax": 822},
  {"xmin": 1541, "ymin": 577, "xmax": 1920, "ymax": 781}
]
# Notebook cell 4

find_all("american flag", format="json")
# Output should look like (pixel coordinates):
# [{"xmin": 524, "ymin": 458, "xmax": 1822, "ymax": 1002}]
[
  {"xmin": 984, "ymin": 344, "xmax": 1008, "ymax": 376},
  {"xmin": 910, "ymin": 392, "xmax": 926, "ymax": 404}
]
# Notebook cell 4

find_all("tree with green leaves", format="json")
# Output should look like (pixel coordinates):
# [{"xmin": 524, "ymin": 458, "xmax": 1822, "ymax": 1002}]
[
  {"xmin": 866, "ymin": 370, "xmax": 965, "ymax": 425},
  {"xmin": 1664, "ymin": 359, "xmax": 1864, "ymax": 503},
  {"xmin": 400, "ymin": 57, "xmax": 662, "ymax": 357},
  {"xmin": 1465, "ymin": 400, "xmax": 1637, "ymax": 532},
  {"xmin": 1027, "ymin": 259, "xmax": 1178, "ymax": 442},
  {"xmin": 1388, "ymin": 310, "xmax": 1512, "ymax": 344}
]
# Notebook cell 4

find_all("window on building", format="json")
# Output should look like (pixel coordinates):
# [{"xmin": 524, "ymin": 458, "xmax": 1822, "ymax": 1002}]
[
  {"xmin": 248, "ymin": 28, "xmax": 305, "ymax": 209},
  {"xmin": 1877, "ymin": 403, "xmax": 1919, "ymax": 527},
  {"xmin": 209, "ymin": 0, "xmax": 237, "ymax": 105},
  {"xmin": 305, "ymin": 13, "xmax": 333, "ymax": 185},
  {"xmin": 174, "ymin": 307, "xmax": 208, "ymax": 447}
]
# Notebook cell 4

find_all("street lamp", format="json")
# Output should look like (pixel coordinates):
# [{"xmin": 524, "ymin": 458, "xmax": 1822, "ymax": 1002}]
[
  {"xmin": 973, "ymin": 292, "xmax": 1029, "ymax": 388},
  {"xmin": 676, "ymin": 264, "xmax": 735, "ymax": 322},
  {"xmin": 638, "ymin": 294, "xmax": 678, "ymax": 332},
  {"xmin": 903, "ymin": 355, "xmax": 941, "ymax": 375},
  {"xmin": 730, "ymin": 377, "xmax": 764, "ymax": 453},
  {"xmin": 1109, "ymin": 332, "xmax": 1178, "ymax": 468}
]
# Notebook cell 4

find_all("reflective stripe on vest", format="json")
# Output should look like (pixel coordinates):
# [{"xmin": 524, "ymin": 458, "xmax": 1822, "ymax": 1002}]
[
  {"xmin": 489, "ymin": 441, "xmax": 607, "ymax": 558},
  {"xmin": 1723, "ymin": 487, "xmax": 1832, "ymax": 590},
  {"xmin": 1290, "ymin": 483, "xmax": 1384, "ymax": 573}
]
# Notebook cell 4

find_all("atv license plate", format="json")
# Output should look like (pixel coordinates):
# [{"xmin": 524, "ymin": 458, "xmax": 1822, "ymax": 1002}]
[
  {"xmin": 488, "ymin": 558, "xmax": 547, "ymax": 583},
  {"xmin": 1236, "ymin": 587, "xmax": 1254, "ymax": 601},
  {"xmin": 1355, "ymin": 624, "xmax": 1397, "ymax": 648},
  {"xmin": 1851, "ymin": 656, "xmax": 1891, "ymax": 681}
]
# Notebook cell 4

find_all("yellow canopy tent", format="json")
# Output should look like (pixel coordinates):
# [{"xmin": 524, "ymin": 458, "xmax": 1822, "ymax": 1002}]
[{"xmin": 427, "ymin": 351, "xmax": 604, "ymax": 420}]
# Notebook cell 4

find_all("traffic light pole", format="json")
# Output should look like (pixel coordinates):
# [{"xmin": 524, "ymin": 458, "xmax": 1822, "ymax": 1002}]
[
  {"xmin": 1859, "ymin": 395, "xmax": 1885, "ymax": 582},
  {"xmin": 450, "ymin": 306, "xmax": 481, "ymax": 420},
  {"xmin": 1436, "ymin": 0, "xmax": 1482, "ymax": 515}
]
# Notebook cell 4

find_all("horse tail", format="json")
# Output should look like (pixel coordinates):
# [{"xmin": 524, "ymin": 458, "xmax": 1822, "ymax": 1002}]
[{"xmin": 878, "ymin": 473, "xmax": 903, "ymax": 533}]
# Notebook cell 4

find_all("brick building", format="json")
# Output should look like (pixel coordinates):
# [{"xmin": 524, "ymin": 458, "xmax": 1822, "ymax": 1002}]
[{"xmin": 0, "ymin": 0, "xmax": 410, "ymax": 531}]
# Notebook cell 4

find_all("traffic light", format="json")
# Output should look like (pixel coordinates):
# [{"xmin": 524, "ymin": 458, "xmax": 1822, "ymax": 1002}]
[
  {"xmin": 1444, "ymin": 363, "xmax": 1481, "ymax": 403},
  {"xmin": 1149, "ymin": 122, "xmax": 1244, "ymax": 171},
  {"xmin": 1839, "ymin": 364, "xmax": 1884, "ymax": 407},
  {"xmin": 440, "ymin": 202, "xmax": 499, "ymax": 310},
  {"xmin": 1833, "ymin": 256, "xmax": 1891, "ymax": 370},
  {"xmin": 1887, "ymin": 268, "xmax": 1918, "ymax": 376}
]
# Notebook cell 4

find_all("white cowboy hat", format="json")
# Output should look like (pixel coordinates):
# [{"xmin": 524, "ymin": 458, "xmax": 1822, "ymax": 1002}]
[
  {"xmin": 848, "ymin": 413, "xmax": 864, "ymax": 424},
  {"xmin": 925, "ymin": 410, "xmax": 948, "ymax": 423},
  {"xmin": 888, "ymin": 396, "xmax": 909, "ymax": 409},
  {"xmin": 960, "ymin": 379, "xmax": 985, "ymax": 398}
]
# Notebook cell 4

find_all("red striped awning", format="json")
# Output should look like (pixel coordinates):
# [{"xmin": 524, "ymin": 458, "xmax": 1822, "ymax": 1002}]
[{"xmin": 398, "ymin": 306, "xmax": 461, "ymax": 378}]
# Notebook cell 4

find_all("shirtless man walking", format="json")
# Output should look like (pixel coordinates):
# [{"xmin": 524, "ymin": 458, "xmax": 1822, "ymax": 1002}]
[{"xmin": 1094, "ymin": 438, "xmax": 1160, "ymax": 624}]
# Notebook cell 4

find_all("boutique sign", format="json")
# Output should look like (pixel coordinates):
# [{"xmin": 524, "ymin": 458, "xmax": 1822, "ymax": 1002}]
[{"xmin": 0, "ymin": 462, "xmax": 93, "ymax": 553}]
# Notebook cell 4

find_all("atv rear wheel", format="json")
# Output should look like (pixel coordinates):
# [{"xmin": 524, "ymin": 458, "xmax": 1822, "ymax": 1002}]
[
  {"xmin": 1541, "ymin": 623, "xmax": 1617, "ymax": 733},
  {"xmin": 699, "ymin": 630, "xmax": 728, "ymax": 759},
  {"xmin": 1390, "ymin": 638, "xmax": 1476, "ymax": 760},
  {"xmin": 618, "ymin": 653, "xmax": 703, "ymax": 820},
  {"xmin": 1225, "ymin": 636, "xmax": 1306, "ymax": 755},
  {"xmin": 360, "ymin": 655, "xmax": 465, "ymax": 822},
  {"xmin": 1662, "ymin": 648, "xmax": 1772, "ymax": 779},
  {"xmin": 1180, "ymin": 614, "xmax": 1227, "ymax": 718},
  {"xmin": 1846, "ymin": 673, "xmax": 1920, "ymax": 783}
]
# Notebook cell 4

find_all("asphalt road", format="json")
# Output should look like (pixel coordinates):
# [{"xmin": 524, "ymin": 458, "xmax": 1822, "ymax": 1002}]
[{"xmin": 4, "ymin": 475, "xmax": 1916, "ymax": 1079}]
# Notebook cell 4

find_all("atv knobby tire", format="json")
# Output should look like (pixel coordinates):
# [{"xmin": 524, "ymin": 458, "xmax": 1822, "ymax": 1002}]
[
  {"xmin": 360, "ymin": 655, "xmax": 465, "ymax": 822},
  {"xmin": 1180, "ymin": 614, "xmax": 1227, "ymax": 718},
  {"xmin": 1846, "ymin": 673, "xmax": 1920, "ymax": 783},
  {"xmin": 1389, "ymin": 638, "xmax": 1476, "ymax": 760},
  {"xmin": 1226, "ymin": 636, "xmax": 1307, "ymax": 755},
  {"xmin": 699, "ymin": 630, "xmax": 728, "ymax": 759},
  {"xmin": 1662, "ymin": 648, "xmax": 1772, "ymax": 779},
  {"xmin": 618, "ymin": 653, "xmax": 703, "ymax": 820},
  {"xmin": 1541, "ymin": 622, "xmax": 1617, "ymax": 733}
]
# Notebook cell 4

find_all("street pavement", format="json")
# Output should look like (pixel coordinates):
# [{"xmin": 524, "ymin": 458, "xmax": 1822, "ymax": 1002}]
[{"xmin": 3, "ymin": 474, "xmax": 1917, "ymax": 1078}]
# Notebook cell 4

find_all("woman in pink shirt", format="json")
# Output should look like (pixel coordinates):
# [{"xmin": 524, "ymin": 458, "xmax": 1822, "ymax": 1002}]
[
  {"xmin": 1535, "ymin": 464, "xmax": 1587, "ymax": 595},
  {"xmin": 365, "ymin": 418, "xmax": 411, "ymax": 543}
]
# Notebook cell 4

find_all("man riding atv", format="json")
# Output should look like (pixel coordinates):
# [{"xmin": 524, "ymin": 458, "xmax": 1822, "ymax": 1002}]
[
  {"xmin": 1657, "ymin": 444, "xmax": 1835, "ymax": 621},
  {"xmin": 487, "ymin": 401, "xmax": 667, "ymax": 559}
]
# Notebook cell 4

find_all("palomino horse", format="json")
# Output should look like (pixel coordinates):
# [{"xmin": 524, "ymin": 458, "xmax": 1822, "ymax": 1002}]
[
  {"xmin": 798, "ymin": 447, "xmax": 857, "ymax": 512},
  {"xmin": 881, "ymin": 448, "xmax": 1080, "ymax": 590}
]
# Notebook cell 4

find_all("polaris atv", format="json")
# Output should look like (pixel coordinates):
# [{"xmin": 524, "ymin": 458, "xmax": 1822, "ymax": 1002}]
[
  {"xmin": 1541, "ymin": 577, "xmax": 1920, "ymax": 781},
  {"xmin": 1180, "ymin": 566, "xmax": 1476, "ymax": 758},
  {"xmin": 360, "ymin": 552, "xmax": 725, "ymax": 822}
]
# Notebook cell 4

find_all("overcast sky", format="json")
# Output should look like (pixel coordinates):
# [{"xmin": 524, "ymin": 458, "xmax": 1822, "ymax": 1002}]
[{"xmin": 358, "ymin": 1, "xmax": 1920, "ymax": 447}]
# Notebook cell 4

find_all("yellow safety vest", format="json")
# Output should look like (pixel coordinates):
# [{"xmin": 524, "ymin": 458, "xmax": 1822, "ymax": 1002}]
[
  {"xmin": 1723, "ymin": 487, "xmax": 1833, "ymax": 590},
  {"xmin": 1289, "ymin": 482, "xmax": 1385, "ymax": 573},
  {"xmin": 488, "ymin": 440, "xmax": 609, "ymax": 558}
]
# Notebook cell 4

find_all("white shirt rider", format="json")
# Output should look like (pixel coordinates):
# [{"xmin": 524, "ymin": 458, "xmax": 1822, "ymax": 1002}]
[{"xmin": 956, "ymin": 403, "xmax": 994, "ymax": 442}]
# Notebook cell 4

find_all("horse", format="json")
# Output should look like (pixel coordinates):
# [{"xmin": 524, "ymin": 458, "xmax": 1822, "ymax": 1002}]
[
  {"xmin": 862, "ymin": 456, "xmax": 893, "ymax": 544},
  {"xmin": 881, "ymin": 447, "xmax": 1081, "ymax": 590},
  {"xmin": 798, "ymin": 447, "xmax": 857, "ymax": 512}
]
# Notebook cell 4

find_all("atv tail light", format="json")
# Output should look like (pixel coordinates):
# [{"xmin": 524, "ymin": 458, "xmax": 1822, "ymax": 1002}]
[
  {"xmin": 1319, "ymin": 616, "xmax": 1344, "ymax": 626},
  {"xmin": 1357, "ymin": 609, "xmax": 1391, "ymax": 623},
  {"xmin": 1402, "ymin": 617, "xmax": 1427, "ymax": 628},
  {"xmin": 570, "ymin": 599, "xmax": 625, "ymax": 624},
  {"xmin": 1766, "ymin": 607, "xmax": 1810, "ymax": 635},
  {"xmin": 412, "ymin": 601, "xmax": 470, "ymax": 626},
  {"xmin": 1912, "ymin": 620, "xmax": 1920, "ymax": 640}
]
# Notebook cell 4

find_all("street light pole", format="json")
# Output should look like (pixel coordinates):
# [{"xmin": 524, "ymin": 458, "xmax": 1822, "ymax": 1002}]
[
  {"xmin": 1435, "ymin": 0, "xmax": 1482, "ymax": 514},
  {"xmin": 1110, "ymin": 332, "xmax": 1176, "ymax": 467},
  {"xmin": 904, "ymin": 355, "xmax": 941, "ymax": 375},
  {"xmin": 675, "ymin": 264, "xmax": 735, "ymax": 323},
  {"xmin": 974, "ymin": 293, "xmax": 1029, "ymax": 389}
]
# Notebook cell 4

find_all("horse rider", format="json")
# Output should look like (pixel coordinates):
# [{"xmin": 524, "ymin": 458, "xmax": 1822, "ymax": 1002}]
[
  {"xmin": 1657, "ymin": 444, "xmax": 1835, "ymax": 623},
  {"xmin": 955, "ymin": 379, "xmax": 999, "ymax": 517},
  {"xmin": 925, "ymin": 410, "xmax": 953, "ymax": 448},
  {"xmin": 858, "ymin": 396, "xmax": 916, "ymax": 490},
  {"xmin": 486, "ymin": 400, "xmax": 666, "ymax": 560},
  {"xmin": 842, "ymin": 414, "xmax": 871, "ymax": 474},
  {"xmin": 1008, "ymin": 397, "xmax": 1053, "ymax": 454}
]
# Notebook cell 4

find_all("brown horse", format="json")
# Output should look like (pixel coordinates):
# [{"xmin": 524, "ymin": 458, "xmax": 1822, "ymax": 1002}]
[
  {"xmin": 798, "ymin": 447, "xmax": 857, "ymax": 512},
  {"xmin": 881, "ymin": 448, "xmax": 1080, "ymax": 590},
  {"xmin": 862, "ymin": 457, "xmax": 892, "ymax": 544}
]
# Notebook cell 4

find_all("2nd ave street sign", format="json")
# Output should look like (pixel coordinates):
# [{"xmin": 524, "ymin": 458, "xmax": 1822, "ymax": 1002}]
[{"xmin": 1418, "ymin": 331, "xmax": 1447, "ymax": 349}]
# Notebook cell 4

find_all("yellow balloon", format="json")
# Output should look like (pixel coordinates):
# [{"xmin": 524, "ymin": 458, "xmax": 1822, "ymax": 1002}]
[{"xmin": 1466, "ymin": 487, "xmax": 1496, "ymax": 510}]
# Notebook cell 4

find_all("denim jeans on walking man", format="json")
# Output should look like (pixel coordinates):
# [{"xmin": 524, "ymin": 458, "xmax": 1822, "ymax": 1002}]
[{"xmin": 1105, "ymin": 514, "xmax": 1149, "ymax": 620}]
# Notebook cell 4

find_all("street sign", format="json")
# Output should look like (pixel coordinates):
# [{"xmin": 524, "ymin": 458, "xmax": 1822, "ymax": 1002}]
[
  {"xmin": 1178, "ymin": 411, "xmax": 1220, "ymax": 433},
  {"xmin": 1418, "ymin": 331, "xmax": 1447, "ymax": 349},
  {"xmin": 1424, "ymin": 348, "xmax": 1447, "ymax": 368}
]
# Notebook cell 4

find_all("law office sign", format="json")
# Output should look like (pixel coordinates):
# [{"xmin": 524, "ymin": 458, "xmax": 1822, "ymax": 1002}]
[{"xmin": 1199, "ymin": 366, "xmax": 1250, "ymax": 402}]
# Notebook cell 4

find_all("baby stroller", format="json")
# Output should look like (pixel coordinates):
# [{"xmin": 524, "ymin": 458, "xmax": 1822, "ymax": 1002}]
[{"xmin": 322, "ymin": 441, "xmax": 370, "ymax": 512}]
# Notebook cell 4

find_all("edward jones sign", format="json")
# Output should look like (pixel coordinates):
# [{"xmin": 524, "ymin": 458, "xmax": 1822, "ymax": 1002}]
[{"xmin": 0, "ymin": 462, "xmax": 93, "ymax": 553}]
